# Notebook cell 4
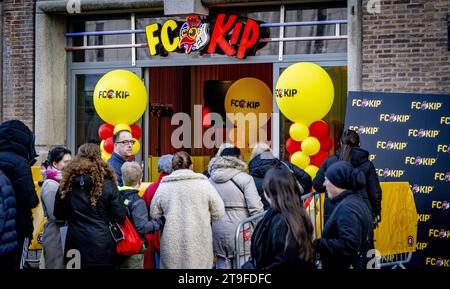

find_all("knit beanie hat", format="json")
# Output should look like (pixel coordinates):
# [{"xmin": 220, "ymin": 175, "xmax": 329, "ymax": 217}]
[{"xmin": 325, "ymin": 161, "xmax": 366, "ymax": 191}]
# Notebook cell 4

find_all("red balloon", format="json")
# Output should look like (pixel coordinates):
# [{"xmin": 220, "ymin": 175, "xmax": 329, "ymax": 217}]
[
  {"xmin": 320, "ymin": 136, "xmax": 333, "ymax": 152},
  {"xmin": 98, "ymin": 123, "xmax": 114, "ymax": 140},
  {"xmin": 310, "ymin": 151, "xmax": 328, "ymax": 167},
  {"xmin": 104, "ymin": 137, "xmax": 114, "ymax": 154},
  {"xmin": 285, "ymin": 137, "xmax": 301, "ymax": 155},
  {"xmin": 309, "ymin": 121, "xmax": 329, "ymax": 139},
  {"xmin": 130, "ymin": 124, "xmax": 142, "ymax": 139}
]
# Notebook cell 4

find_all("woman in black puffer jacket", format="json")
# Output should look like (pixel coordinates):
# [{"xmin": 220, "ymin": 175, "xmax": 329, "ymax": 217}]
[
  {"xmin": 54, "ymin": 143, "xmax": 126, "ymax": 268},
  {"xmin": 313, "ymin": 129, "xmax": 382, "ymax": 226}
]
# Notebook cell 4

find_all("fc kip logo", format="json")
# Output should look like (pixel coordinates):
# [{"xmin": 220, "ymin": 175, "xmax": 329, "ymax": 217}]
[
  {"xmin": 348, "ymin": 125, "xmax": 379, "ymax": 135},
  {"xmin": 230, "ymin": 99, "xmax": 260, "ymax": 109},
  {"xmin": 275, "ymin": 88, "xmax": 298, "ymax": 98},
  {"xmin": 376, "ymin": 141, "xmax": 407, "ymax": 150},
  {"xmin": 408, "ymin": 128, "xmax": 440, "ymax": 138},
  {"xmin": 351, "ymin": 98, "xmax": 382, "ymax": 108},
  {"xmin": 376, "ymin": 168, "xmax": 405, "ymax": 178},
  {"xmin": 411, "ymin": 184, "xmax": 434, "ymax": 194},
  {"xmin": 98, "ymin": 89, "xmax": 130, "ymax": 99},
  {"xmin": 411, "ymin": 101, "xmax": 443, "ymax": 111},
  {"xmin": 379, "ymin": 113, "xmax": 410, "ymax": 123},
  {"xmin": 405, "ymin": 156, "xmax": 437, "ymax": 166}
]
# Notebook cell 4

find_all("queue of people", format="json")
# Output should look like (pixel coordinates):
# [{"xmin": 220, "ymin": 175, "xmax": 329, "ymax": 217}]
[{"xmin": 0, "ymin": 121, "xmax": 380, "ymax": 270}]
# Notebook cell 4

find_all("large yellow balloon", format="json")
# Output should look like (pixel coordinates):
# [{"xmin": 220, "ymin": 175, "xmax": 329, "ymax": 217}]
[
  {"xmin": 304, "ymin": 165, "xmax": 319, "ymax": 179},
  {"xmin": 275, "ymin": 62, "xmax": 334, "ymax": 125},
  {"xmin": 301, "ymin": 137, "xmax": 320, "ymax": 156},
  {"xmin": 291, "ymin": 151, "xmax": 310, "ymax": 169},
  {"xmin": 224, "ymin": 77, "xmax": 273, "ymax": 126},
  {"xmin": 289, "ymin": 122, "xmax": 309, "ymax": 142},
  {"xmin": 132, "ymin": 138, "xmax": 140, "ymax": 155},
  {"xmin": 93, "ymin": 70, "xmax": 148, "ymax": 125}
]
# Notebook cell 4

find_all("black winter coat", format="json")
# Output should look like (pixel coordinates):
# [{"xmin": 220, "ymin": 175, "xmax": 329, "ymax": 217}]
[
  {"xmin": 243, "ymin": 208, "xmax": 315, "ymax": 269},
  {"xmin": 0, "ymin": 170, "xmax": 18, "ymax": 255},
  {"xmin": 313, "ymin": 147, "xmax": 382, "ymax": 217},
  {"xmin": 0, "ymin": 120, "xmax": 39, "ymax": 241},
  {"xmin": 317, "ymin": 190, "xmax": 374, "ymax": 269},
  {"xmin": 249, "ymin": 152, "xmax": 312, "ymax": 210},
  {"xmin": 54, "ymin": 174, "xmax": 126, "ymax": 268}
]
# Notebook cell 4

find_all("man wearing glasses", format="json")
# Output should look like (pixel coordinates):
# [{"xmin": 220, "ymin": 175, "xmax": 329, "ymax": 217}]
[{"xmin": 108, "ymin": 130, "xmax": 135, "ymax": 186}]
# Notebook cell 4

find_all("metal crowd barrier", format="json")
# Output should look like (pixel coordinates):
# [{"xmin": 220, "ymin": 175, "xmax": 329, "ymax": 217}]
[{"xmin": 379, "ymin": 252, "xmax": 412, "ymax": 269}]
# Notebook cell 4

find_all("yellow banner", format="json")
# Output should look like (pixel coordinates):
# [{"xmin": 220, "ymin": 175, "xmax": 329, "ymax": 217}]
[{"xmin": 374, "ymin": 182, "xmax": 418, "ymax": 256}]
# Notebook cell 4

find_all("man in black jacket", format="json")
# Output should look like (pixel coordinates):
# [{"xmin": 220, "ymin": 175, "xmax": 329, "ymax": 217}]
[
  {"xmin": 316, "ymin": 161, "xmax": 374, "ymax": 269},
  {"xmin": 0, "ymin": 120, "xmax": 39, "ymax": 268}
]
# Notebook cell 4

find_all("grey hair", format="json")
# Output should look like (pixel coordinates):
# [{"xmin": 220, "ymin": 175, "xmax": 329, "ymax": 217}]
[
  {"xmin": 216, "ymin": 143, "xmax": 235, "ymax": 157},
  {"xmin": 250, "ymin": 142, "xmax": 273, "ymax": 161},
  {"xmin": 158, "ymin": 154, "xmax": 174, "ymax": 174}
]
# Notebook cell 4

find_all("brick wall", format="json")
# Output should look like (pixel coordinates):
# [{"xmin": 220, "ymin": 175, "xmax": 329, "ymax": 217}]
[
  {"xmin": 2, "ymin": 0, "xmax": 36, "ymax": 129},
  {"xmin": 362, "ymin": 0, "xmax": 450, "ymax": 93}
]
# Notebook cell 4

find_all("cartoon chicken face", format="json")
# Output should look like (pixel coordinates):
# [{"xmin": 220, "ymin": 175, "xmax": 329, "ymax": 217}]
[{"xmin": 179, "ymin": 16, "xmax": 209, "ymax": 54}]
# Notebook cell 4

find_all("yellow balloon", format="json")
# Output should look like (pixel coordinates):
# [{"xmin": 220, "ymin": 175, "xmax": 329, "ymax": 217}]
[
  {"xmin": 132, "ymin": 138, "xmax": 141, "ymax": 155},
  {"xmin": 93, "ymin": 70, "xmax": 148, "ymax": 125},
  {"xmin": 301, "ymin": 137, "xmax": 320, "ymax": 156},
  {"xmin": 114, "ymin": 123, "xmax": 131, "ymax": 135},
  {"xmin": 224, "ymin": 77, "xmax": 273, "ymax": 126},
  {"xmin": 100, "ymin": 140, "xmax": 106, "ymax": 153},
  {"xmin": 291, "ymin": 151, "xmax": 310, "ymax": 169},
  {"xmin": 101, "ymin": 151, "xmax": 111, "ymax": 161},
  {"xmin": 275, "ymin": 62, "xmax": 334, "ymax": 125},
  {"xmin": 304, "ymin": 165, "xmax": 319, "ymax": 179},
  {"xmin": 289, "ymin": 122, "xmax": 309, "ymax": 142}
]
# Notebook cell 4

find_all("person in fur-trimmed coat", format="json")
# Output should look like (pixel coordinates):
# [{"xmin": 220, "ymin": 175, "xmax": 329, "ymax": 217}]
[
  {"xmin": 208, "ymin": 145, "xmax": 264, "ymax": 269},
  {"xmin": 150, "ymin": 151, "xmax": 225, "ymax": 269}
]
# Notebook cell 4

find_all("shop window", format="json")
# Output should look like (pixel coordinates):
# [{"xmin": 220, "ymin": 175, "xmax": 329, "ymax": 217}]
[
  {"xmin": 69, "ymin": 16, "xmax": 131, "ymax": 62},
  {"xmin": 284, "ymin": 5, "xmax": 347, "ymax": 54},
  {"xmin": 75, "ymin": 74, "xmax": 103, "ymax": 149}
]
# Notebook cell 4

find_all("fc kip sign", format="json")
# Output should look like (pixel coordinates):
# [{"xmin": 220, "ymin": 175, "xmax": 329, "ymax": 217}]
[{"xmin": 145, "ymin": 14, "xmax": 266, "ymax": 59}]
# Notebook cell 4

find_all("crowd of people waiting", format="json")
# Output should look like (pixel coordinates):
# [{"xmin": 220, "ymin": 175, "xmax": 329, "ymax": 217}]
[{"xmin": 0, "ymin": 120, "xmax": 382, "ymax": 270}]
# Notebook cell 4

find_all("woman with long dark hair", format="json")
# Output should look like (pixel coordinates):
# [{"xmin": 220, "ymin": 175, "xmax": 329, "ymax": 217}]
[
  {"xmin": 54, "ymin": 143, "xmax": 126, "ymax": 268},
  {"xmin": 313, "ymin": 129, "xmax": 382, "ymax": 226},
  {"xmin": 243, "ymin": 163, "xmax": 315, "ymax": 269}
]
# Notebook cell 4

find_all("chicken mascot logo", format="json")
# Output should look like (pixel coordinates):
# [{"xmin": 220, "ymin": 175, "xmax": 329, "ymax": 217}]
[{"xmin": 179, "ymin": 16, "xmax": 209, "ymax": 54}]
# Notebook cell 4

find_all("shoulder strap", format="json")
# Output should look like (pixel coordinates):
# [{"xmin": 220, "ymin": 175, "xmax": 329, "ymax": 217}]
[{"xmin": 230, "ymin": 177, "xmax": 245, "ymax": 195}]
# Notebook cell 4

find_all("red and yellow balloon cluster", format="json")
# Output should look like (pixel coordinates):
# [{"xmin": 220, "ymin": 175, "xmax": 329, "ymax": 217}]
[
  {"xmin": 98, "ymin": 123, "xmax": 142, "ymax": 161},
  {"xmin": 93, "ymin": 70, "xmax": 148, "ymax": 161},
  {"xmin": 286, "ymin": 120, "xmax": 332, "ymax": 179},
  {"xmin": 275, "ymin": 62, "xmax": 334, "ymax": 180}
]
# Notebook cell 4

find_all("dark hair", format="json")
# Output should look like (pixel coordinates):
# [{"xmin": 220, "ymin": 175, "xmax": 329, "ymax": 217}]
[
  {"xmin": 263, "ymin": 164, "xmax": 315, "ymax": 262},
  {"xmin": 338, "ymin": 129, "xmax": 360, "ymax": 161},
  {"xmin": 220, "ymin": 147, "xmax": 241, "ymax": 158},
  {"xmin": 45, "ymin": 147, "xmax": 71, "ymax": 168},
  {"xmin": 172, "ymin": 151, "xmax": 193, "ymax": 171},
  {"xmin": 113, "ymin": 130, "xmax": 130, "ymax": 143}
]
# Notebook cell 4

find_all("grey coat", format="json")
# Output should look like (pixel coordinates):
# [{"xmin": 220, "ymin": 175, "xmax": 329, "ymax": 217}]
[
  {"xmin": 208, "ymin": 156, "xmax": 264, "ymax": 259},
  {"xmin": 40, "ymin": 179, "xmax": 65, "ymax": 269}
]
